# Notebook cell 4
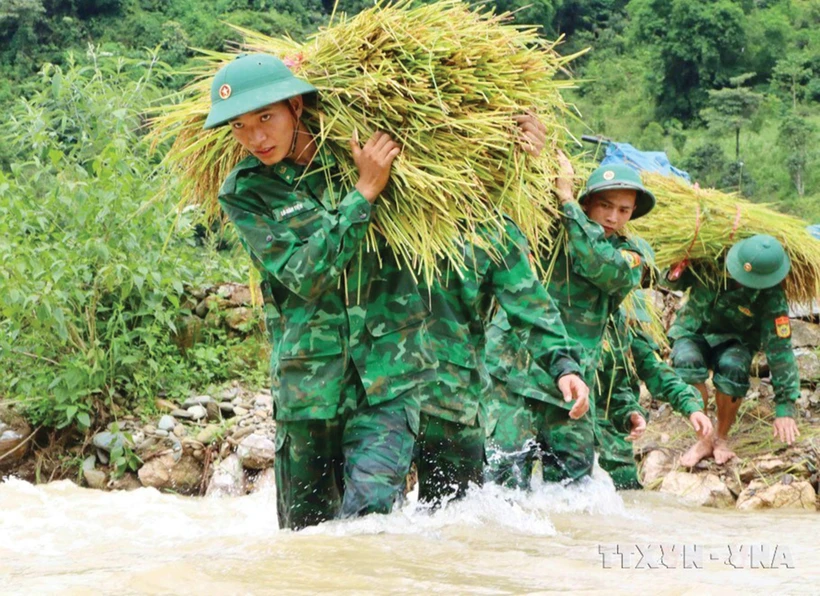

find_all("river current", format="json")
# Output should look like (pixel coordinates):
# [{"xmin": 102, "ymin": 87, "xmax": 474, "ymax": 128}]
[{"xmin": 1, "ymin": 468, "xmax": 816, "ymax": 594}]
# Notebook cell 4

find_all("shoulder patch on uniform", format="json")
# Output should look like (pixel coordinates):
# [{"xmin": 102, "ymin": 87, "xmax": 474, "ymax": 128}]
[
  {"xmin": 738, "ymin": 306, "xmax": 753, "ymax": 317},
  {"xmin": 621, "ymin": 250, "xmax": 642, "ymax": 268},
  {"xmin": 775, "ymin": 315, "xmax": 791, "ymax": 339}
]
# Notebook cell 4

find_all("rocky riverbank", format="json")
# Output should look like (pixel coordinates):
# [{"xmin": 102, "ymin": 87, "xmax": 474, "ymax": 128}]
[{"xmin": 1, "ymin": 284, "xmax": 819, "ymax": 510}]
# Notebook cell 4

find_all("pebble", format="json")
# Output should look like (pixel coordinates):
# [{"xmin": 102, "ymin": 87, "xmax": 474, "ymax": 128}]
[
  {"xmin": 158, "ymin": 415, "xmax": 176, "ymax": 432},
  {"xmin": 234, "ymin": 407, "xmax": 249, "ymax": 417},
  {"xmin": 182, "ymin": 395, "xmax": 212, "ymax": 409},
  {"xmin": 173, "ymin": 424, "xmax": 187, "ymax": 438},
  {"xmin": 155, "ymin": 429, "xmax": 169, "ymax": 437},
  {"xmin": 187, "ymin": 405, "xmax": 207, "ymax": 420},
  {"xmin": 171, "ymin": 408, "xmax": 195, "ymax": 420}
]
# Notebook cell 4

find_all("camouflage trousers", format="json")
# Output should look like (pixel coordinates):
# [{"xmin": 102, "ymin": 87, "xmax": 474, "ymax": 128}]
[
  {"xmin": 595, "ymin": 419, "xmax": 641, "ymax": 490},
  {"xmin": 671, "ymin": 336, "xmax": 752, "ymax": 398},
  {"xmin": 274, "ymin": 372, "xmax": 419, "ymax": 530},
  {"xmin": 484, "ymin": 390, "xmax": 596, "ymax": 489},
  {"xmin": 415, "ymin": 412, "xmax": 485, "ymax": 505}
]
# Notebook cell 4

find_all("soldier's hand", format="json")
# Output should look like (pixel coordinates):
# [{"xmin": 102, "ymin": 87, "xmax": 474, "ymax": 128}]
[
  {"xmin": 515, "ymin": 113, "xmax": 547, "ymax": 157},
  {"xmin": 554, "ymin": 150, "xmax": 575, "ymax": 204},
  {"xmin": 773, "ymin": 417, "xmax": 799, "ymax": 445},
  {"xmin": 688, "ymin": 411, "xmax": 712, "ymax": 439},
  {"xmin": 557, "ymin": 374, "xmax": 589, "ymax": 419},
  {"xmin": 350, "ymin": 130, "xmax": 401, "ymax": 204},
  {"xmin": 625, "ymin": 412, "xmax": 646, "ymax": 442}
]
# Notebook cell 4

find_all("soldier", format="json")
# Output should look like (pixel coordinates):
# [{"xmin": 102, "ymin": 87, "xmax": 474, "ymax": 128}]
[
  {"xmin": 669, "ymin": 235, "xmax": 800, "ymax": 466},
  {"xmin": 206, "ymin": 54, "xmax": 437, "ymax": 529},
  {"xmin": 485, "ymin": 157, "xmax": 654, "ymax": 487},
  {"xmin": 414, "ymin": 115, "xmax": 589, "ymax": 506},
  {"xmin": 596, "ymin": 289, "xmax": 713, "ymax": 489}
]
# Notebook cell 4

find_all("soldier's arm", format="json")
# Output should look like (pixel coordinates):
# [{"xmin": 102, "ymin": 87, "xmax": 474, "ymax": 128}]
[
  {"xmin": 598, "ymin": 321, "xmax": 647, "ymax": 434},
  {"xmin": 760, "ymin": 288, "xmax": 799, "ymax": 419},
  {"xmin": 632, "ymin": 330, "xmax": 704, "ymax": 416},
  {"xmin": 668, "ymin": 281, "xmax": 713, "ymax": 340},
  {"xmin": 560, "ymin": 201, "xmax": 643, "ymax": 296},
  {"xmin": 489, "ymin": 223, "xmax": 583, "ymax": 381},
  {"xmin": 219, "ymin": 188, "xmax": 371, "ymax": 301}
]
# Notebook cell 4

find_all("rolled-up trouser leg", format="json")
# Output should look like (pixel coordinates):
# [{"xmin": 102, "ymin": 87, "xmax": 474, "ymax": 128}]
[
  {"xmin": 670, "ymin": 336, "xmax": 711, "ymax": 386},
  {"xmin": 540, "ymin": 400, "xmax": 596, "ymax": 484},
  {"xmin": 416, "ymin": 413, "xmax": 485, "ymax": 505},
  {"xmin": 484, "ymin": 392, "xmax": 540, "ymax": 490},
  {"xmin": 339, "ymin": 387, "xmax": 419, "ymax": 519},
  {"xmin": 274, "ymin": 418, "xmax": 344, "ymax": 530},
  {"xmin": 712, "ymin": 342, "xmax": 752, "ymax": 399}
]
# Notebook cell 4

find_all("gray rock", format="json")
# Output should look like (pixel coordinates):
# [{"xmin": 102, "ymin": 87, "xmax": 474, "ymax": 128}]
[
  {"xmin": 206, "ymin": 454, "xmax": 247, "ymax": 497},
  {"xmin": 639, "ymin": 450, "xmax": 673, "ymax": 486},
  {"xmin": 790, "ymin": 319, "xmax": 820, "ymax": 348},
  {"xmin": 254, "ymin": 393, "xmax": 273, "ymax": 410},
  {"xmin": 0, "ymin": 428, "xmax": 27, "ymax": 463},
  {"xmin": 171, "ymin": 408, "xmax": 195, "ymax": 420},
  {"xmin": 109, "ymin": 472, "xmax": 142, "ymax": 491},
  {"xmin": 92, "ymin": 431, "xmax": 128, "ymax": 453},
  {"xmin": 182, "ymin": 395, "xmax": 212, "ymax": 409},
  {"xmin": 157, "ymin": 415, "xmax": 176, "ymax": 432},
  {"xmin": 154, "ymin": 429, "xmax": 169, "ymax": 437},
  {"xmin": 96, "ymin": 449, "xmax": 109, "ymax": 465},
  {"xmin": 173, "ymin": 424, "xmax": 187, "ymax": 438},
  {"xmin": 237, "ymin": 433, "xmax": 276, "ymax": 470},
  {"xmin": 187, "ymin": 405, "xmax": 207, "ymax": 420},
  {"xmin": 739, "ymin": 455, "xmax": 810, "ymax": 483},
  {"xmin": 138, "ymin": 453, "xmax": 203, "ymax": 494},
  {"xmin": 82, "ymin": 455, "xmax": 97, "ymax": 472},
  {"xmin": 794, "ymin": 348, "xmax": 820, "ymax": 381},
  {"xmin": 233, "ymin": 406, "xmax": 249, "ymax": 417},
  {"xmin": 219, "ymin": 402, "xmax": 235, "ymax": 415},
  {"xmin": 83, "ymin": 468, "xmax": 108, "ymax": 490},
  {"xmin": 196, "ymin": 424, "xmax": 221, "ymax": 445},
  {"xmin": 660, "ymin": 472, "xmax": 735, "ymax": 508},
  {"xmin": 250, "ymin": 468, "xmax": 277, "ymax": 494},
  {"xmin": 736, "ymin": 479, "xmax": 817, "ymax": 510}
]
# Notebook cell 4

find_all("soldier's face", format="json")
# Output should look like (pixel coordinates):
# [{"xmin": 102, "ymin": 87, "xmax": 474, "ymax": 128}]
[
  {"xmin": 229, "ymin": 98, "xmax": 302, "ymax": 165},
  {"xmin": 583, "ymin": 189, "xmax": 637, "ymax": 236}
]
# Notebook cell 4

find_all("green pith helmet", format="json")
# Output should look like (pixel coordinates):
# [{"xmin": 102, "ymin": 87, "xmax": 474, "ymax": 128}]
[
  {"xmin": 631, "ymin": 236, "xmax": 656, "ymax": 272},
  {"xmin": 204, "ymin": 53, "xmax": 317, "ymax": 130},
  {"xmin": 726, "ymin": 234, "xmax": 791, "ymax": 289},
  {"xmin": 578, "ymin": 163, "xmax": 656, "ymax": 219}
]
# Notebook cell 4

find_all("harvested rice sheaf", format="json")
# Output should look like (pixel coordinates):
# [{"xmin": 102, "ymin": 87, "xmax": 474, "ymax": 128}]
[
  {"xmin": 149, "ymin": 0, "xmax": 583, "ymax": 280},
  {"xmin": 632, "ymin": 173, "xmax": 820, "ymax": 304}
]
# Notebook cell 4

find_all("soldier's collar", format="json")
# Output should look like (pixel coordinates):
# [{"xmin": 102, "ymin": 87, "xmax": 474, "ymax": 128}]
[{"xmin": 270, "ymin": 147, "xmax": 336, "ymax": 185}]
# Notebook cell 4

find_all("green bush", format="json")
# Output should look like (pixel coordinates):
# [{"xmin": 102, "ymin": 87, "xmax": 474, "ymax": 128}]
[{"xmin": 0, "ymin": 51, "xmax": 266, "ymax": 432}]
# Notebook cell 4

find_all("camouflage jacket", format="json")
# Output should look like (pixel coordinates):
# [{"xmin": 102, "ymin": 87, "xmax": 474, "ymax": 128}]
[
  {"xmin": 597, "ymin": 312, "xmax": 703, "ymax": 435},
  {"xmin": 668, "ymin": 280, "xmax": 798, "ymax": 418},
  {"xmin": 422, "ymin": 221, "xmax": 582, "ymax": 425},
  {"xmin": 485, "ymin": 201, "xmax": 644, "ymax": 402},
  {"xmin": 218, "ymin": 152, "xmax": 436, "ymax": 421}
]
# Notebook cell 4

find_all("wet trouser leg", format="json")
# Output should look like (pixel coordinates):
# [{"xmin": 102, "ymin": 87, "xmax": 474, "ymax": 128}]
[
  {"xmin": 540, "ymin": 399, "xmax": 597, "ymax": 484},
  {"xmin": 484, "ymin": 392, "xmax": 541, "ymax": 490},
  {"xmin": 596, "ymin": 420, "xmax": 641, "ymax": 490},
  {"xmin": 415, "ymin": 413, "xmax": 485, "ymax": 505}
]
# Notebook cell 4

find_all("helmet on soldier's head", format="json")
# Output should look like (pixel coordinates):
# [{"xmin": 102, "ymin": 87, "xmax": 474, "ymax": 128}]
[
  {"xmin": 726, "ymin": 234, "xmax": 791, "ymax": 289},
  {"xmin": 578, "ymin": 163, "xmax": 656, "ymax": 220},
  {"xmin": 204, "ymin": 53, "xmax": 317, "ymax": 130}
]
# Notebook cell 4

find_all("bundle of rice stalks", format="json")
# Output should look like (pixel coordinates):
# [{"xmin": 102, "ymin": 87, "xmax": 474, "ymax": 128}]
[
  {"xmin": 630, "ymin": 173, "xmax": 820, "ymax": 304},
  {"xmin": 149, "ymin": 0, "xmax": 582, "ymax": 280}
]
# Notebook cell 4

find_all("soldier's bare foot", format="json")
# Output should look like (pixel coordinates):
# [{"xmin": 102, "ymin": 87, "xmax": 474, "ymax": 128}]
[
  {"xmin": 680, "ymin": 437, "xmax": 713, "ymax": 467},
  {"xmin": 713, "ymin": 439, "xmax": 736, "ymax": 464}
]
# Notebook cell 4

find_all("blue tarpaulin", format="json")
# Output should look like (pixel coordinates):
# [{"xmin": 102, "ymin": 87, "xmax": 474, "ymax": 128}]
[
  {"xmin": 807, "ymin": 224, "xmax": 820, "ymax": 240},
  {"xmin": 599, "ymin": 142, "xmax": 691, "ymax": 182}
]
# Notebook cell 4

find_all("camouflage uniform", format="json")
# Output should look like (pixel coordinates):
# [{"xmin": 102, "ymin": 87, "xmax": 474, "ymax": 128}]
[
  {"xmin": 218, "ymin": 152, "xmax": 436, "ymax": 529},
  {"xmin": 669, "ymin": 280, "xmax": 798, "ymax": 418},
  {"xmin": 596, "ymin": 312, "xmax": 704, "ymax": 489},
  {"xmin": 485, "ymin": 201, "xmax": 645, "ymax": 487},
  {"xmin": 416, "ymin": 221, "xmax": 582, "ymax": 503}
]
